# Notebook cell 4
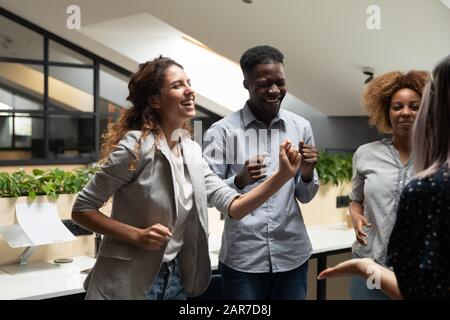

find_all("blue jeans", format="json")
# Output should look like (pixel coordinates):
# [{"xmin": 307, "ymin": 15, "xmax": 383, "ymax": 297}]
[
  {"xmin": 145, "ymin": 257, "xmax": 186, "ymax": 300},
  {"xmin": 219, "ymin": 261, "xmax": 308, "ymax": 300},
  {"xmin": 349, "ymin": 275, "xmax": 391, "ymax": 300}
]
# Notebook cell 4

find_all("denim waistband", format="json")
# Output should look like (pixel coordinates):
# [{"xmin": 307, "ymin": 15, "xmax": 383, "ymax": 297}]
[{"xmin": 161, "ymin": 257, "xmax": 178, "ymax": 274}]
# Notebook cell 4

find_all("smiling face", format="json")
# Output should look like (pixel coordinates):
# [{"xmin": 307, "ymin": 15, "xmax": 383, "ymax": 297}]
[
  {"xmin": 151, "ymin": 64, "xmax": 196, "ymax": 126},
  {"xmin": 389, "ymin": 88, "xmax": 421, "ymax": 137},
  {"xmin": 244, "ymin": 62, "xmax": 287, "ymax": 125}
]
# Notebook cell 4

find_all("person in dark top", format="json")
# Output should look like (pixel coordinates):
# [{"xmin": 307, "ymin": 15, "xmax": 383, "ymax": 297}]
[
  {"xmin": 387, "ymin": 164, "xmax": 450, "ymax": 299},
  {"xmin": 318, "ymin": 54, "xmax": 450, "ymax": 300}
]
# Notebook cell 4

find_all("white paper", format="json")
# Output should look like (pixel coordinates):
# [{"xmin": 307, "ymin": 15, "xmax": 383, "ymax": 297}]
[
  {"xmin": 15, "ymin": 202, "xmax": 76, "ymax": 246},
  {"xmin": 0, "ymin": 224, "xmax": 34, "ymax": 248}
]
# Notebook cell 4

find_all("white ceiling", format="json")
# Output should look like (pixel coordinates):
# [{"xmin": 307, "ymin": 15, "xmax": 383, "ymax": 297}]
[
  {"xmin": 1, "ymin": 0, "xmax": 449, "ymax": 116},
  {"xmin": 78, "ymin": 12, "xmax": 251, "ymax": 117}
]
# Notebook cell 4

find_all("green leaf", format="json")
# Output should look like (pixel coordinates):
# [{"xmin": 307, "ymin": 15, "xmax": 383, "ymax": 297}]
[
  {"xmin": 29, "ymin": 191, "xmax": 37, "ymax": 201},
  {"xmin": 0, "ymin": 166, "xmax": 99, "ymax": 201},
  {"xmin": 316, "ymin": 150, "xmax": 353, "ymax": 186},
  {"xmin": 32, "ymin": 169, "xmax": 45, "ymax": 176}
]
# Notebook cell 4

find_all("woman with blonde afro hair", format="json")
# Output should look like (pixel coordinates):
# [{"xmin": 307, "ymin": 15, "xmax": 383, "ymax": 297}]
[{"xmin": 345, "ymin": 70, "xmax": 429, "ymax": 299}]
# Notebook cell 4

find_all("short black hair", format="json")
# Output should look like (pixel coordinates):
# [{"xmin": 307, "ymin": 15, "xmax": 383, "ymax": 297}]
[{"xmin": 240, "ymin": 45, "xmax": 284, "ymax": 75}]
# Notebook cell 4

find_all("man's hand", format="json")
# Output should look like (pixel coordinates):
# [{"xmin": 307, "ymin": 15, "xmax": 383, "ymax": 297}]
[
  {"xmin": 298, "ymin": 141, "xmax": 318, "ymax": 182},
  {"xmin": 234, "ymin": 155, "xmax": 267, "ymax": 189}
]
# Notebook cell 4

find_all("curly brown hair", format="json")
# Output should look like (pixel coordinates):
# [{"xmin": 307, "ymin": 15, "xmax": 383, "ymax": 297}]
[
  {"xmin": 361, "ymin": 70, "xmax": 429, "ymax": 133},
  {"xmin": 99, "ymin": 56, "xmax": 188, "ymax": 170}
]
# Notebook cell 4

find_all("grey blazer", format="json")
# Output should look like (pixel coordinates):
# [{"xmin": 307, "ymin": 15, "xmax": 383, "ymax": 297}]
[{"xmin": 72, "ymin": 131, "xmax": 239, "ymax": 300}]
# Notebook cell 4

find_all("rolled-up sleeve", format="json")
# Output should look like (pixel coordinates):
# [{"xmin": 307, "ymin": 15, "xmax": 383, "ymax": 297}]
[
  {"xmin": 203, "ymin": 157, "xmax": 240, "ymax": 216},
  {"xmin": 72, "ymin": 134, "xmax": 138, "ymax": 212},
  {"xmin": 349, "ymin": 149, "xmax": 364, "ymax": 202}
]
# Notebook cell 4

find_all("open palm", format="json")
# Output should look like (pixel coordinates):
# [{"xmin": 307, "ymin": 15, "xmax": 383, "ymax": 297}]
[{"xmin": 318, "ymin": 258, "xmax": 375, "ymax": 279}]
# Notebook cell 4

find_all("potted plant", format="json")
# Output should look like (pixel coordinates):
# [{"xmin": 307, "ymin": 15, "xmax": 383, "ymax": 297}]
[
  {"xmin": 0, "ymin": 167, "xmax": 98, "ymax": 265},
  {"xmin": 315, "ymin": 151, "xmax": 353, "ymax": 187},
  {"xmin": 0, "ymin": 167, "xmax": 97, "ymax": 200}
]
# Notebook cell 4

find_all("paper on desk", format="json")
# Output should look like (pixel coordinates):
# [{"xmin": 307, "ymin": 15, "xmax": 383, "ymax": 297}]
[
  {"xmin": 15, "ymin": 202, "xmax": 76, "ymax": 246},
  {"xmin": 0, "ymin": 224, "xmax": 34, "ymax": 248}
]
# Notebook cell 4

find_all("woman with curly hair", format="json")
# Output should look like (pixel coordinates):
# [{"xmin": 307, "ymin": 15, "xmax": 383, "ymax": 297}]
[
  {"xmin": 346, "ymin": 69, "xmax": 429, "ymax": 299},
  {"xmin": 71, "ymin": 56, "xmax": 302, "ymax": 300},
  {"xmin": 319, "ymin": 54, "xmax": 450, "ymax": 300}
]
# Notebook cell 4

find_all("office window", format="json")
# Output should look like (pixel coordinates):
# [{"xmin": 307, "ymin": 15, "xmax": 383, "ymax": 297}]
[
  {"xmin": 49, "ymin": 115, "xmax": 95, "ymax": 160},
  {"xmin": 49, "ymin": 40, "xmax": 93, "ymax": 65},
  {"xmin": 99, "ymin": 65, "xmax": 129, "ymax": 136},
  {"xmin": 14, "ymin": 116, "xmax": 32, "ymax": 147},
  {"xmin": 0, "ymin": 8, "xmax": 222, "ymax": 165},
  {"xmin": 0, "ymin": 15, "xmax": 43, "ymax": 60},
  {"xmin": 0, "ymin": 113, "xmax": 44, "ymax": 160},
  {"xmin": 0, "ymin": 62, "xmax": 43, "ymax": 110},
  {"xmin": 99, "ymin": 65, "xmax": 130, "ymax": 111},
  {"xmin": 48, "ymin": 66, "xmax": 94, "ymax": 112},
  {"xmin": 0, "ymin": 9, "xmax": 113, "ymax": 164},
  {"xmin": 0, "ymin": 115, "xmax": 12, "ymax": 147}
]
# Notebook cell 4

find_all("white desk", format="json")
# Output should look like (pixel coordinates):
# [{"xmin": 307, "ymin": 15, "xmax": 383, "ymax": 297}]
[
  {"xmin": 0, "ymin": 223, "xmax": 354, "ymax": 300},
  {"xmin": 0, "ymin": 256, "xmax": 94, "ymax": 300},
  {"xmin": 308, "ymin": 222, "xmax": 355, "ymax": 254},
  {"xmin": 307, "ymin": 223, "xmax": 354, "ymax": 300}
]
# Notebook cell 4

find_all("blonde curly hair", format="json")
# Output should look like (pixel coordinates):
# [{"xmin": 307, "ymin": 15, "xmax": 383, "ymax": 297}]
[{"xmin": 361, "ymin": 70, "xmax": 429, "ymax": 134}]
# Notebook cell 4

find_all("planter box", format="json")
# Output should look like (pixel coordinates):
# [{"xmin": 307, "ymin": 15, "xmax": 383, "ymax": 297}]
[{"xmin": 0, "ymin": 195, "xmax": 103, "ymax": 266}]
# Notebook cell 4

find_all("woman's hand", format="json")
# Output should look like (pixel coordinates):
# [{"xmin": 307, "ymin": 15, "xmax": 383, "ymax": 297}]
[
  {"xmin": 318, "ymin": 258, "xmax": 402, "ymax": 299},
  {"xmin": 278, "ymin": 139, "xmax": 302, "ymax": 180},
  {"xmin": 135, "ymin": 223, "xmax": 172, "ymax": 251},
  {"xmin": 318, "ymin": 258, "xmax": 375, "ymax": 280},
  {"xmin": 351, "ymin": 212, "xmax": 372, "ymax": 246}
]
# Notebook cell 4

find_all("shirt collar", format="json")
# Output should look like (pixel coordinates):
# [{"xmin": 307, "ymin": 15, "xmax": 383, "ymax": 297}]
[{"xmin": 242, "ymin": 101, "xmax": 286, "ymax": 129}]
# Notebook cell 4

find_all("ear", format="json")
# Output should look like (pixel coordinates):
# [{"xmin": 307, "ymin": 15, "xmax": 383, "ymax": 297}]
[
  {"xmin": 243, "ymin": 79, "xmax": 249, "ymax": 90},
  {"xmin": 149, "ymin": 96, "xmax": 160, "ymax": 109}
]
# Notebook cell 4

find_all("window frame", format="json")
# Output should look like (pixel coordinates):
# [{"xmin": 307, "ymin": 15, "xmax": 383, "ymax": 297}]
[
  {"xmin": 0, "ymin": 7, "xmax": 131, "ymax": 165},
  {"xmin": 0, "ymin": 7, "xmax": 222, "ymax": 165}
]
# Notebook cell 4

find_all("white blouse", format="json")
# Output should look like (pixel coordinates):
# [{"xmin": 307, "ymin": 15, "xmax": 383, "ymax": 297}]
[{"xmin": 163, "ymin": 142, "xmax": 194, "ymax": 262}]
